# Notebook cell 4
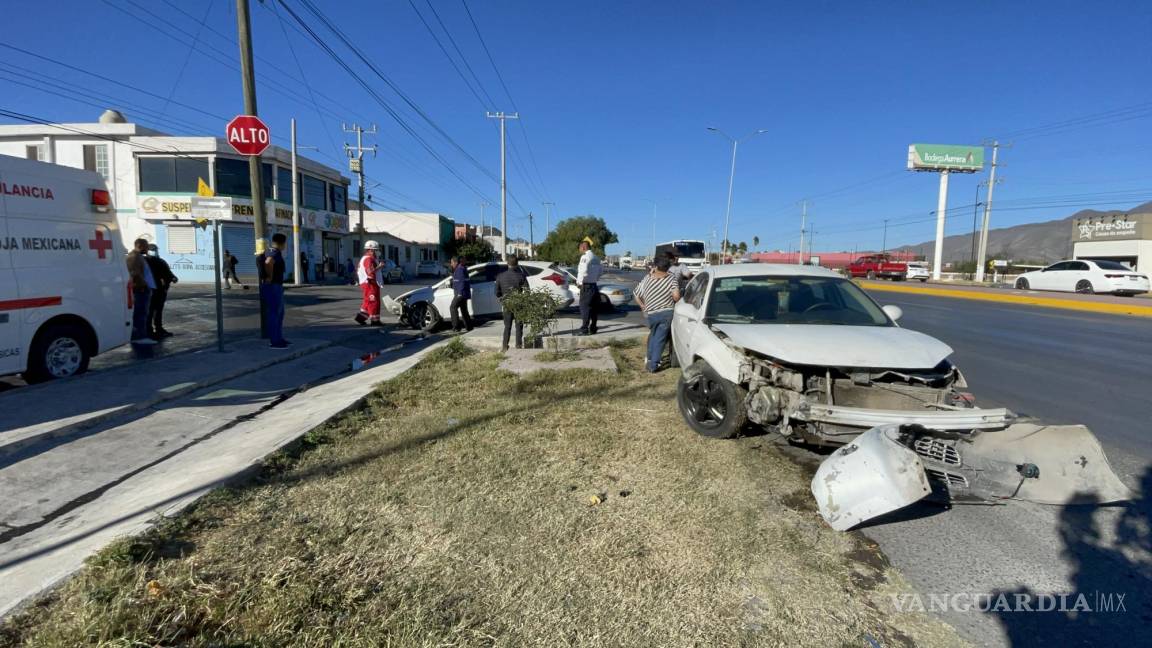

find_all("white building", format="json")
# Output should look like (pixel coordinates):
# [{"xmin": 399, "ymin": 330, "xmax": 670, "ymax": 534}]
[
  {"xmin": 341, "ymin": 209, "xmax": 454, "ymax": 271},
  {"xmin": 1072, "ymin": 212, "xmax": 1151, "ymax": 271},
  {"xmin": 0, "ymin": 110, "xmax": 351, "ymax": 282}
]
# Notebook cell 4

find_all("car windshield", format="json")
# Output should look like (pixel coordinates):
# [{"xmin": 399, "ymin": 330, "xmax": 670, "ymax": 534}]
[
  {"xmin": 1093, "ymin": 260, "xmax": 1132, "ymax": 271},
  {"xmin": 706, "ymin": 276, "xmax": 892, "ymax": 326}
]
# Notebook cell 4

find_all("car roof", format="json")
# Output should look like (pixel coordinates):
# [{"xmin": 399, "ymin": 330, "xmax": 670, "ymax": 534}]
[
  {"xmin": 467, "ymin": 260, "xmax": 555, "ymax": 269},
  {"xmin": 702, "ymin": 263, "xmax": 843, "ymax": 279}
]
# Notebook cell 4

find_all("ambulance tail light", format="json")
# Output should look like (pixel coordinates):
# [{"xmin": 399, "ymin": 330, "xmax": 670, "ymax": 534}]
[{"xmin": 91, "ymin": 189, "xmax": 111, "ymax": 213}]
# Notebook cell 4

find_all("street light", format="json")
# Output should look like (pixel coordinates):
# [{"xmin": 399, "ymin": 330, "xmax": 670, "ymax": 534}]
[{"xmin": 708, "ymin": 127, "xmax": 768, "ymax": 262}]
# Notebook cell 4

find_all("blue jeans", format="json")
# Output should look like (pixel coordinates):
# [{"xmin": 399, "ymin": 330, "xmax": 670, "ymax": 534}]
[
  {"xmin": 131, "ymin": 288, "xmax": 151, "ymax": 340},
  {"xmin": 261, "ymin": 283, "xmax": 286, "ymax": 344},
  {"xmin": 645, "ymin": 309, "xmax": 673, "ymax": 372}
]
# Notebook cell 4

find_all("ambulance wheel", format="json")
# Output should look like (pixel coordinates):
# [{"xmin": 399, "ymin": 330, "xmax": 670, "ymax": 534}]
[
  {"xmin": 24, "ymin": 323, "xmax": 92, "ymax": 383},
  {"xmin": 412, "ymin": 302, "xmax": 441, "ymax": 332}
]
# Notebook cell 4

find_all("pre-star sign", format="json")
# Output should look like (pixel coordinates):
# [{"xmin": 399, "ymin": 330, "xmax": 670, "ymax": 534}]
[{"xmin": 226, "ymin": 115, "xmax": 270, "ymax": 156}]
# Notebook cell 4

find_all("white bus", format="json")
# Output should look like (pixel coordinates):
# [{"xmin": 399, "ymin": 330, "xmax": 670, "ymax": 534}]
[{"xmin": 655, "ymin": 240, "xmax": 707, "ymax": 269}]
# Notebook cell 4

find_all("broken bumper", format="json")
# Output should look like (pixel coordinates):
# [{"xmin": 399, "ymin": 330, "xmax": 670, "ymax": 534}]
[{"xmin": 799, "ymin": 403, "xmax": 1014, "ymax": 432}]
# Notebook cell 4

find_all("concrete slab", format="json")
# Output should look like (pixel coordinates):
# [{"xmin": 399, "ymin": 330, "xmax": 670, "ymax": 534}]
[
  {"xmin": 0, "ymin": 336, "xmax": 450, "ymax": 619},
  {"xmin": 463, "ymin": 315, "xmax": 646, "ymax": 351},
  {"xmin": 497, "ymin": 347, "xmax": 618, "ymax": 376},
  {"xmin": 0, "ymin": 338, "xmax": 332, "ymax": 456}
]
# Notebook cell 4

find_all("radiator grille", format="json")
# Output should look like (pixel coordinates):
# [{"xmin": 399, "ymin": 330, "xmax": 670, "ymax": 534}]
[{"xmin": 914, "ymin": 437, "xmax": 961, "ymax": 466}]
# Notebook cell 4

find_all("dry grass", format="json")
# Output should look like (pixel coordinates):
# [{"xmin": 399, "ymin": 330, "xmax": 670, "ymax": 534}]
[{"xmin": 0, "ymin": 342, "xmax": 965, "ymax": 647}]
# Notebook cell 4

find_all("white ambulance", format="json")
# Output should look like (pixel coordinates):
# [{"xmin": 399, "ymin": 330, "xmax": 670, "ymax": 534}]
[{"xmin": 0, "ymin": 154, "xmax": 131, "ymax": 382}]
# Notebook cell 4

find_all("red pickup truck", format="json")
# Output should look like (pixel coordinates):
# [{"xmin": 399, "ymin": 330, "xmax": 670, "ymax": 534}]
[{"xmin": 848, "ymin": 254, "xmax": 908, "ymax": 280}]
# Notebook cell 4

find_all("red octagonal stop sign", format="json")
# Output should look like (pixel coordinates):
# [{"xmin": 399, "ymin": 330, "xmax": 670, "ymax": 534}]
[{"xmin": 226, "ymin": 115, "xmax": 270, "ymax": 156}]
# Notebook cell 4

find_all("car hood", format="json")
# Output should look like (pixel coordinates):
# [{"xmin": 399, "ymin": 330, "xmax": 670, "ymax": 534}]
[
  {"xmin": 397, "ymin": 285, "xmax": 439, "ymax": 302},
  {"xmin": 712, "ymin": 323, "xmax": 953, "ymax": 369}
]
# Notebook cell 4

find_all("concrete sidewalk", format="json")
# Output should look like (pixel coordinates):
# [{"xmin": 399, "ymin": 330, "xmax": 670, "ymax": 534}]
[
  {"xmin": 0, "ymin": 334, "xmax": 449, "ymax": 618},
  {"xmin": 0, "ymin": 338, "xmax": 332, "ymax": 456}
]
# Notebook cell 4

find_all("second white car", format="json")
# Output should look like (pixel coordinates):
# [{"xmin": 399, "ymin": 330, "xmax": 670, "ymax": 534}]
[{"xmin": 1014, "ymin": 259, "xmax": 1149, "ymax": 295}]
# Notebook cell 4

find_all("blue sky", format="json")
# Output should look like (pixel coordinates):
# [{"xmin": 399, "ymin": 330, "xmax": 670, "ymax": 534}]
[{"xmin": 2, "ymin": 0, "xmax": 1150, "ymax": 255}]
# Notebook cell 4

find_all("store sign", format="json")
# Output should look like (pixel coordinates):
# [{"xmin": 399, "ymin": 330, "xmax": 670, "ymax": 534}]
[
  {"xmin": 907, "ymin": 144, "xmax": 984, "ymax": 172},
  {"xmin": 1072, "ymin": 213, "xmax": 1149, "ymax": 242},
  {"xmin": 137, "ymin": 194, "xmax": 350, "ymax": 234}
]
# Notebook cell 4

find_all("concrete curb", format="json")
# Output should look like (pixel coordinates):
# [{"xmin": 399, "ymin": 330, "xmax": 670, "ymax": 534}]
[
  {"xmin": 0, "ymin": 340, "xmax": 334, "ymax": 458},
  {"xmin": 0, "ymin": 336, "xmax": 451, "ymax": 620},
  {"xmin": 860, "ymin": 281, "xmax": 1152, "ymax": 318}
]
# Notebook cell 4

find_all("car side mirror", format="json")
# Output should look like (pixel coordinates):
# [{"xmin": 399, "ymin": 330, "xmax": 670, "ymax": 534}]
[{"xmin": 882, "ymin": 304, "xmax": 903, "ymax": 322}]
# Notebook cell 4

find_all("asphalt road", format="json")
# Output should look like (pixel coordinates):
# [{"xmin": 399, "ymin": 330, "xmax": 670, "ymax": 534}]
[{"xmin": 858, "ymin": 289, "xmax": 1152, "ymax": 647}]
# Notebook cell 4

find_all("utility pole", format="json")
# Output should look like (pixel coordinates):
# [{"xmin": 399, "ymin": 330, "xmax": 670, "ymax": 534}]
[
  {"xmin": 975, "ymin": 141, "xmax": 1007, "ymax": 283},
  {"xmin": 291, "ymin": 118, "xmax": 301, "ymax": 286},
  {"xmin": 882, "ymin": 219, "xmax": 889, "ymax": 253},
  {"xmin": 969, "ymin": 181, "xmax": 985, "ymax": 279},
  {"xmin": 528, "ymin": 212, "xmax": 534, "ymax": 258},
  {"xmin": 708, "ymin": 127, "xmax": 768, "ymax": 263},
  {"xmin": 343, "ymin": 123, "xmax": 377, "ymax": 255},
  {"xmin": 234, "ymin": 0, "xmax": 268, "ymax": 336},
  {"xmin": 486, "ymin": 111, "xmax": 519, "ymax": 260},
  {"xmin": 798, "ymin": 200, "xmax": 808, "ymax": 264},
  {"xmin": 542, "ymin": 201, "xmax": 554, "ymax": 234},
  {"xmin": 478, "ymin": 200, "xmax": 489, "ymax": 237}
]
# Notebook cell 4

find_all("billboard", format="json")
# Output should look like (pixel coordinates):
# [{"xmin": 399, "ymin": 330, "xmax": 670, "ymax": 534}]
[
  {"xmin": 1072, "ymin": 213, "xmax": 1150, "ymax": 242},
  {"xmin": 907, "ymin": 144, "xmax": 984, "ymax": 172}
]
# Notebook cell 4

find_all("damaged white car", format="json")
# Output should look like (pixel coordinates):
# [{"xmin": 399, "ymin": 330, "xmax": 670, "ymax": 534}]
[{"xmin": 671, "ymin": 264, "xmax": 1130, "ymax": 531}]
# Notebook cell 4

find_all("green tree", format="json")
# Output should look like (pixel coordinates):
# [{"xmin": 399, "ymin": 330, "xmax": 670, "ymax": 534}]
[
  {"xmin": 624, "ymin": 250, "xmax": 632, "ymax": 257},
  {"xmin": 535, "ymin": 216, "xmax": 619, "ymax": 266},
  {"xmin": 752, "ymin": 235, "xmax": 760, "ymax": 250},
  {"xmin": 737, "ymin": 241, "xmax": 748, "ymax": 256},
  {"xmin": 446, "ymin": 237, "xmax": 496, "ymax": 264}
]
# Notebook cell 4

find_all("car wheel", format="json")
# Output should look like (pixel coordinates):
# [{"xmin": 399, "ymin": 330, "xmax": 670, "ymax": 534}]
[
  {"xmin": 866, "ymin": 270, "xmax": 876, "ymax": 280},
  {"xmin": 918, "ymin": 278, "xmax": 927, "ymax": 283},
  {"xmin": 24, "ymin": 323, "xmax": 92, "ymax": 383},
  {"xmin": 411, "ymin": 302, "xmax": 441, "ymax": 331},
  {"xmin": 677, "ymin": 360, "xmax": 747, "ymax": 439},
  {"xmin": 1075, "ymin": 280, "xmax": 1095, "ymax": 294},
  {"xmin": 597, "ymin": 293, "xmax": 613, "ymax": 312},
  {"xmin": 1015, "ymin": 278, "xmax": 1029, "ymax": 290}
]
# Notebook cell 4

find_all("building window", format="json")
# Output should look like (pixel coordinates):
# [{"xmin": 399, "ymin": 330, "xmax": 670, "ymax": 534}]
[
  {"xmin": 300, "ymin": 174, "xmax": 326, "ymax": 210},
  {"xmin": 138, "ymin": 156, "xmax": 210, "ymax": 193},
  {"xmin": 329, "ymin": 184, "xmax": 347, "ymax": 214},
  {"xmin": 276, "ymin": 166, "xmax": 292, "ymax": 203},
  {"xmin": 405, "ymin": 246, "xmax": 411, "ymax": 262},
  {"xmin": 167, "ymin": 223, "xmax": 197, "ymax": 254},
  {"xmin": 83, "ymin": 144, "xmax": 110, "ymax": 179},
  {"xmin": 25, "ymin": 145, "xmax": 44, "ymax": 161},
  {"xmin": 215, "ymin": 157, "xmax": 273, "ymax": 198}
]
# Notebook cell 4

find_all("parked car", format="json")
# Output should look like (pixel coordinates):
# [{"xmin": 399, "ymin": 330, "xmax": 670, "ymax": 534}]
[
  {"xmin": 558, "ymin": 268, "xmax": 633, "ymax": 309},
  {"xmin": 847, "ymin": 253, "xmax": 908, "ymax": 280},
  {"xmin": 0, "ymin": 155, "xmax": 131, "ymax": 382},
  {"xmin": 384, "ymin": 261, "xmax": 574, "ymax": 330},
  {"xmin": 904, "ymin": 261, "xmax": 930, "ymax": 282},
  {"xmin": 668, "ymin": 264, "xmax": 1128, "ymax": 530},
  {"xmin": 416, "ymin": 260, "xmax": 446, "ymax": 277},
  {"xmin": 1014, "ymin": 259, "xmax": 1149, "ymax": 296}
]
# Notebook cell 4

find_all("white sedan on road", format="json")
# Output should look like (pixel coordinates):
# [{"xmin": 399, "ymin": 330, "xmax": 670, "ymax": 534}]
[
  {"xmin": 1014, "ymin": 259, "xmax": 1149, "ymax": 295},
  {"xmin": 904, "ymin": 261, "xmax": 930, "ymax": 282},
  {"xmin": 669, "ymin": 264, "xmax": 1128, "ymax": 530},
  {"xmin": 558, "ymin": 268, "xmax": 634, "ymax": 308},
  {"xmin": 385, "ymin": 261, "xmax": 574, "ymax": 330}
]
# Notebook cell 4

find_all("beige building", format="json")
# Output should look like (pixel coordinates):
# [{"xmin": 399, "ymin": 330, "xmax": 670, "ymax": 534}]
[{"xmin": 1072, "ymin": 212, "xmax": 1151, "ymax": 271}]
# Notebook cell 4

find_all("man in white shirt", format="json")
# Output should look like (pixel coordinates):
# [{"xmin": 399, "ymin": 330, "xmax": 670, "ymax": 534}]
[{"xmin": 576, "ymin": 237, "xmax": 603, "ymax": 335}]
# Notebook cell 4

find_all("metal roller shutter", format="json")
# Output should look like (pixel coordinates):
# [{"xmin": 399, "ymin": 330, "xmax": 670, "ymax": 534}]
[{"xmin": 221, "ymin": 225, "xmax": 258, "ymax": 281}]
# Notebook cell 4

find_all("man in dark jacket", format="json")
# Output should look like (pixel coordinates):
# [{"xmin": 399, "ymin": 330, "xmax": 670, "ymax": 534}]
[
  {"xmin": 145, "ymin": 244, "xmax": 179, "ymax": 339},
  {"xmin": 449, "ymin": 255, "xmax": 473, "ymax": 332},
  {"xmin": 495, "ymin": 257, "xmax": 529, "ymax": 351}
]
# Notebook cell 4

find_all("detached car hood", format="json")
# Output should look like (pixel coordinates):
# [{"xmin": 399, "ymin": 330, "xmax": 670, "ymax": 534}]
[{"xmin": 712, "ymin": 323, "xmax": 953, "ymax": 369}]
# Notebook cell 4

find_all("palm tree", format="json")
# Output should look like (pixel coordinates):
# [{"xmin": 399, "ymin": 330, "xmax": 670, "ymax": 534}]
[
  {"xmin": 737, "ymin": 241, "xmax": 748, "ymax": 256},
  {"xmin": 752, "ymin": 235, "xmax": 760, "ymax": 251}
]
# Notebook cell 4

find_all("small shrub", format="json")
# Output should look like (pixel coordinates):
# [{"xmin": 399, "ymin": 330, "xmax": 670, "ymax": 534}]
[
  {"xmin": 501, "ymin": 287, "xmax": 563, "ymax": 346},
  {"xmin": 427, "ymin": 337, "xmax": 474, "ymax": 363}
]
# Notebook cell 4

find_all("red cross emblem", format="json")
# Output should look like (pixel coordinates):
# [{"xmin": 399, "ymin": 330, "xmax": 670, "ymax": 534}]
[{"xmin": 88, "ymin": 230, "xmax": 113, "ymax": 259}]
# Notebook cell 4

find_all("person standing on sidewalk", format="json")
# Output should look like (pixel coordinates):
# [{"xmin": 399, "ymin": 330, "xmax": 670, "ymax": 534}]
[
  {"xmin": 495, "ymin": 256, "xmax": 529, "ymax": 351},
  {"xmin": 223, "ymin": 249, "xmax": 247, "ymax": 289},
  {"xmin": 449, "ymin": 255, "xmax": 473, "ymax": 332},
  {"xmin": 576, "ymin": 237, "xmax": 603, "ymax": 336},
  {"xmin": 145, "ymin": 244, "xmax": 178, "ymax": 339},
  {"xmin": 355, "ymin": 240, "xmax": 384, "ymax": 326},
  {"xmin": 635, "ymin": 255, "xmax": 681, "ymax": 373},
  {"xmin": 259, "ymin": 234, "xmax": 290, "ymax": 349},
  {"xmin": 125, "ymin": 238, "xmax": 157, "ymax": 346}
]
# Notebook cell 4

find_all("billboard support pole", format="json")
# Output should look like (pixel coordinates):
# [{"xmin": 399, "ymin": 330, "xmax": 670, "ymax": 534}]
[
  {"xmin": 933, "ymin": 170, "xmax": 950, "ymax": 280},
  {"xmin": 974, "ymin": 141, "xmax": 1002, "ymax": 283}
]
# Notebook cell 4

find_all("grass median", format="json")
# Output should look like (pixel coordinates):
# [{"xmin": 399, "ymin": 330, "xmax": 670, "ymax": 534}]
[{"xmin": 0, "ymin": 340, "xmax": 964, "ymax": 647}]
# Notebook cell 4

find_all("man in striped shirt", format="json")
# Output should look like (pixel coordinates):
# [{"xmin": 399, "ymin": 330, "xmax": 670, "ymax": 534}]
[{"xmin": 634, "ymin": 255, "xmax": 681, "ymax": 373}]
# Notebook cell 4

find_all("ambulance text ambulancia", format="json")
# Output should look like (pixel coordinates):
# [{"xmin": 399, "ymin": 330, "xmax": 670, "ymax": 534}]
[{"xmin": 0, "ymin": 155, "xmax": 131, "ymax": 382}]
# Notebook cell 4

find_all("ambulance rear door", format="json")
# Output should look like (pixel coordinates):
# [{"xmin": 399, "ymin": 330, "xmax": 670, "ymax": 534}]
[{"xmin": 0, "ymin": 166, "xmax": 22, "ymax": 375}]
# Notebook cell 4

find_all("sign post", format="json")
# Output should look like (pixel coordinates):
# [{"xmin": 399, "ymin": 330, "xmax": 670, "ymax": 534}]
[{"xmin": 192, "ymin": 196, "xmax": 234, "ymax": 353}]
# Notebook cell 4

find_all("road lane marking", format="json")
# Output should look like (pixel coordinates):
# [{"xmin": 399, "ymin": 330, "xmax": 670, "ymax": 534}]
[{"xmin": 859, "ymin": 281, "xmax": 1152, "ymax": 318}]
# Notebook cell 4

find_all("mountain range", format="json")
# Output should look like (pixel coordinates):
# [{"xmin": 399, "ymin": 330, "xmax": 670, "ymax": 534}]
[{"xmin": 893, "ymin": 201, "xmax": 1152, "ymax": 263}]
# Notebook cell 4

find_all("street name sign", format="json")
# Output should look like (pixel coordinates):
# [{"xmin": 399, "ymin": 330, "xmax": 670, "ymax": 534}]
[{"xmin": 190, "ymin": 196, "xmax": 233, "ymax": 220}]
